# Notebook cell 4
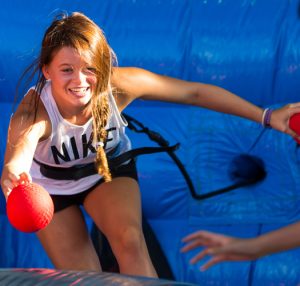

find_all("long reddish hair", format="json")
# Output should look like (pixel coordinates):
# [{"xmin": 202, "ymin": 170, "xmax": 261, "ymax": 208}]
[{"xmin": 18, "ymin": 12, "xmax": 115, "ymax": 181}]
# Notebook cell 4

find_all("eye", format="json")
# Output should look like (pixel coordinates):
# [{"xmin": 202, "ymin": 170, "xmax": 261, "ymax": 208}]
[
  {"xmin": 61, "ymin": 68, "xmax": 73, "ymax": 73},
  {"xmin": 86, "ymin": 67, "xmax": 97, "ymax": 74}
]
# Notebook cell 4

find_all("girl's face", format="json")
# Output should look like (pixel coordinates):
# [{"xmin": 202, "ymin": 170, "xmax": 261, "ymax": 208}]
[{"xmin": 42, "ymin": 46, "xmax": 97, "ymax": 115}]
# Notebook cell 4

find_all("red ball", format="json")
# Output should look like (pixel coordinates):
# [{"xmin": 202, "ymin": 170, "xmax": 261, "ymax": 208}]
[
  {"xmin": 289, "ymin": 113, "xmax": 300, "ymax": 144},
  {"xmin": 6, "ymin": 182, "xmax": 54, "ymax": 233}
]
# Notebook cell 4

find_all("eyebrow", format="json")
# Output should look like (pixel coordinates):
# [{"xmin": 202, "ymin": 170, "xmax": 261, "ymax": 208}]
[{"xmin": 59, "ymin": 63, "xmax": 72, "ymax": 67}]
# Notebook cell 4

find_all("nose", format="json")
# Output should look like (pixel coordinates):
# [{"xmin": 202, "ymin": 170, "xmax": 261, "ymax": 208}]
[{"xmin": 72, "ymin": 70, "xmax": 87, "ymax": 85}]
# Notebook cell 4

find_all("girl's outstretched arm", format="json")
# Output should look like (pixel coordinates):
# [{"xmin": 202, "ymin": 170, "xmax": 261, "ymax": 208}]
[
  {"xmin": 181, "ymin": 221, "xmax": 300, "ymax": 271},
  {"xmin": 112, "ymin": 67, "xmax": 300, "ymax": 140}
]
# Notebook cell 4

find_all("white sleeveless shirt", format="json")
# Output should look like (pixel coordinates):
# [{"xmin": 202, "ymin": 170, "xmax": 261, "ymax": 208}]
[{"xmin": 30, "ymin": 81, "xmax": 131, "ymax": 195}]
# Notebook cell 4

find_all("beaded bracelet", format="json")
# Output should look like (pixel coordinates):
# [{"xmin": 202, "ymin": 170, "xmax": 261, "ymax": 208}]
[{"xmin": 262, "ymin": 108, "xmax": 273, "ymax": 128}]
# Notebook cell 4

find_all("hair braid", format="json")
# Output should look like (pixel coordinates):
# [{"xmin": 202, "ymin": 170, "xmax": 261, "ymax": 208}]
[
  {"xmin": 92, "ymin": 89, "xmax": 112, "ymax": 182},
  {"xmin": 91, "ymin": 32, "xmax": 114, "ymax": 182}
]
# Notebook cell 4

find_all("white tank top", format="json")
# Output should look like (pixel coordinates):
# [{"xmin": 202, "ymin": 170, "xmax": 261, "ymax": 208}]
[{"xmin": 30, "ymin": 81, "xmax": 131, "ymax": 195}]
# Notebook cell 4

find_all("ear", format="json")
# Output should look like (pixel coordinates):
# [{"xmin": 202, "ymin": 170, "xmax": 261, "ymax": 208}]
[{"xmin": 42, "ymin": 65, "xmax": 50, "ymax": 80}]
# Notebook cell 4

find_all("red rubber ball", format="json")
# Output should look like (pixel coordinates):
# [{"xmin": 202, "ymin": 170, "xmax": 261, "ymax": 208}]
[
  {"xmin": 289, "ymin": 113, "xmax": 300, "ymax": 144},
  {"xmin": 6, "ymin": 182, "xmax": 54, "ymax": 233}
]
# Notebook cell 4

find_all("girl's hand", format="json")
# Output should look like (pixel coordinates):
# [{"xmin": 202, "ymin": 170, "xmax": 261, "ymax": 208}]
[
  {"xmin": 271, "ymin": 103, "xmax": 300, "ymax": 141},
  {"xmin": 2, "ymin": 170, "xmax": 32, "ymax": 200},
  {"xmin": 181, "ymin": 230, "xmax": 260, "ymax": 271}
]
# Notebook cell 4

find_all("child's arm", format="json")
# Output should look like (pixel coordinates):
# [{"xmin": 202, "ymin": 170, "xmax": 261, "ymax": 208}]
[
  {"xmin": 181, "ymin": 221, "xmax": 300, "ymax": 271},
  {"xmin": 112, "ymin": 67, "xmax": 300, "ymax": 139},
  {"xmin": 1, "ymin": 91, "xmax": 47, "ymax": 199}
]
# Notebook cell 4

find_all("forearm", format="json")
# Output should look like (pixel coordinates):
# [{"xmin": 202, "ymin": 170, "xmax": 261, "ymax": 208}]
[
  {"xmin": 112, "ymin": 67, "xmax": 264, "ymax": 123},
  {"xmin": 113, "ymin": 68, "xmax": 300, "ymax": 136},
  {"xmin": 251, "ymin": 221, "xmax": 300, "ymax": 257},
  {"xmin": 192, "ymin": 83, "xmax": 264, "ymax": 124},
  {"xmin": 4, "ymin": 133, "xmax": 37, "ymax": 171},
  {"xmin": 1, "ymin": 113, "xmax": 43, "ymax": 196}
]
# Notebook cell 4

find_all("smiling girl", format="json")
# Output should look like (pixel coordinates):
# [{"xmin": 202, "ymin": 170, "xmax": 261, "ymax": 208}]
[{"xmin": 2, "ymin": 12, "xmax": 300, "ymax": 277}]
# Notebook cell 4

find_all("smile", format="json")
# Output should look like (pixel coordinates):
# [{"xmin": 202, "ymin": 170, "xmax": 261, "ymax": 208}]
[{"xmin": 69, "ymin": 87, "xmax": 90, "ymax": 97}]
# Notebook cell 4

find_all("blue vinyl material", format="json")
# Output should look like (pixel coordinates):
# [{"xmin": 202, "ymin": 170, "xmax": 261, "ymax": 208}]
[{"xmin": 1, "ymin": 1, "xmax": 300, "ymax": 285}]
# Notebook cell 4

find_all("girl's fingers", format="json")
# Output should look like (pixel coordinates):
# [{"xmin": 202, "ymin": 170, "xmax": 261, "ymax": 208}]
[
  {"xmin": 7, "ymin": 173, "xmax": 20, "ymax": 185},
  {"xmin": 182, "ymin": 230, "xmax": 220, "ymax": 243},
  {"xmin": 190, "ymin": 248, "xmax": 212, "ymax": 264},
  {"xmin": 2, "ymin": 172, "xmax": 32, "ymax": 200},
  {"xmin": 200, "ymin": 256, "xmax": 225, "ymax": 271},
  {"xmin": 288, "ymin": 103, "xmax": 300, "ymax": 109},
  {"xmin": 180, "ymin": 241, "xmax": 201, "ymax": 252},
  {"xmin": 7, "ymin": 172, "xmax": 31, "ymax": 187},
  {"xmin": 2, "ymin": 179, "xmax": 14, "ymax": 200},
  {"xmin": 19, "ymin": 172, "xmax": 32, "ymax": 183}
]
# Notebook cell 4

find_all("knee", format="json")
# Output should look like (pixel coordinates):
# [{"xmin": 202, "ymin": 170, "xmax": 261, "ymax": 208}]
[{"xmin": 110, "ymin": 224, "xmax": 145, "ymax": 256}]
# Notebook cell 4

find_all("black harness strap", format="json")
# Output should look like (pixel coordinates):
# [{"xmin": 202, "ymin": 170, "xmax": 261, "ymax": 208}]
[
  {"xmin": 33, "ymin": 144, "xmax": 179, "ymax": 181},
  {"xmin": 34, "ymin": 113, "xmax": 266, "ymax": 199},
  {"xmin": 123, "ymin": 113, "xmax": 266, "ymax": 201},
  {"xmin": 37, "ymin": 161, "xmax": 95, "ymax": 181},
  {"xmin": 108, "ymin": 144, "xmax": 179, "ymax": 167}
]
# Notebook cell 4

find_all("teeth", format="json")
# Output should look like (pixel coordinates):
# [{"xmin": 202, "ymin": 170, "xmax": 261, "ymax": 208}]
[{"xmin": 70, "ymin": 87, "xmax": 88, "ymax": 93}]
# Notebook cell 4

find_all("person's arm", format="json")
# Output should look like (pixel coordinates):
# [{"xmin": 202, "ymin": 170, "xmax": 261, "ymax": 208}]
[
  {"xmin": 1, "ymin": 91, "xmax": 47, "ymax": 199},
  {"xmin": 181, "ymin": 221, "xmax": 300, "ymax": 271},
  {"xmin": 112, "ymin": 67, "xmax": 300, "ymax": 139}
]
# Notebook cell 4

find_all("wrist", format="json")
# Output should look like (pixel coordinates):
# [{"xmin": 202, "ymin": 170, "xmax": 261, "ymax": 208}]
[
  {"xmin": 261, "ymin": 108, "xmax": 273, "ymax": 128},
  {"xmin": 247, "ymin": 237, "xmax": 266, "ymax": 259}
]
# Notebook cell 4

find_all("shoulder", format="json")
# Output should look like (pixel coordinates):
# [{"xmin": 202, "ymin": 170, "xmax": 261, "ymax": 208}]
[
  {"xmin": 111, "ymin": 67, "xmax": 161, "ymax": 110},
  {"xmin": 110, "ymin": 67, "xmax": 138, "ymax": 110},
  {"xmin": 12, "ymin": 88, "xmax": 50, "ymax": 140},
  {"xmin": 18, "ymin": 88, "xmax": 48, "ymax": 120},
  {"xmin": 111, "ymin": 66, "xmax": 157, "ymax": 86}
]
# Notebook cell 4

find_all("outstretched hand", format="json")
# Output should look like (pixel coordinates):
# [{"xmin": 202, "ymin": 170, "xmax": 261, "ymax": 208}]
[
  {"xmin": 272, "ymin": 104, "xmax": 300, "ymax": 141},
  {"xmin": 1, "ymin": 170, "xmax": 32, "ymax": 200},
  {"xmin": 181, "ymin": 230, "xmax": 260, "ymax": 271}
]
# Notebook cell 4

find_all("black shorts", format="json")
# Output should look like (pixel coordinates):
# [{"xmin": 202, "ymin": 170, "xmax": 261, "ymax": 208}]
[{"xmin": 51, "ymin": 160, "xmax": 138, "ymax": 213}]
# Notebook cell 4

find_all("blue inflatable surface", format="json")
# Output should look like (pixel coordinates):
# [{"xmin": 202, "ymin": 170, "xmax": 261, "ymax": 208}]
[{"xmin": 1, "ymin": 1, "xmax": 300, "ymax": 285}]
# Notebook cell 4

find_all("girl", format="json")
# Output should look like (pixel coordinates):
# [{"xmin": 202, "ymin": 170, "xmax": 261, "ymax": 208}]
[{"xmin": 2, "ymin": 12, "xmax": 300, "ymax": 277}]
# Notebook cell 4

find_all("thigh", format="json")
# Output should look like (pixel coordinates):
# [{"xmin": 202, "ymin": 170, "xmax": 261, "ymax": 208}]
[
  {"xmin": 37, "ymin": 205, "xmax": 100, "ymax": 271},
  {"xmin": 83, "ymin": 177, "xmax": 142, "ymax": 235}
]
